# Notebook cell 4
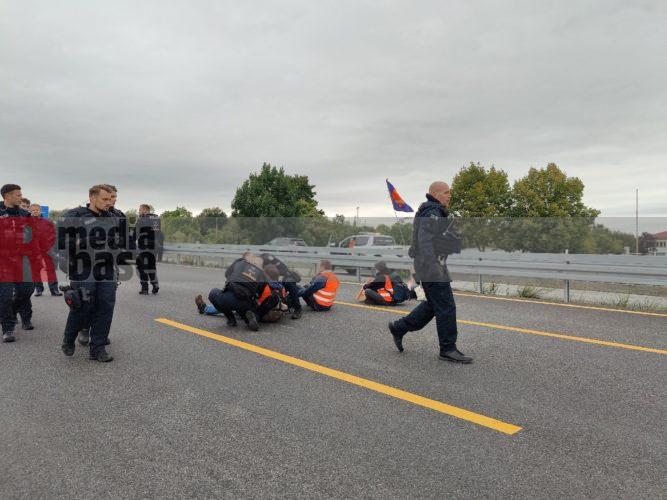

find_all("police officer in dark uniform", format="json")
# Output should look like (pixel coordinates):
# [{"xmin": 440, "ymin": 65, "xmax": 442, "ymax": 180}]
[
  {"xmin": 76, "ymin": 184, "xmax": 127, "ymax": 347},
  {"xmin": 388, "ymin": 181, "xmax": 472, "ymax": 363},
  {"xmin": 259, "ymin": 253, "xmax": 302, "ymax": 319},
  {"xmin": 59, "ymin": 184, "xmax": 118, "ymax": 362},
  {"xmin": 135, "ymin": 204, "xmax": 160, "ymax": 295},
  {"xmin": 0, "ymin": 184, "xmax": 36, "ymax": 343},
  {"xmin": 208, "ymin": 252, "xmax": 266, "ymax": 331}
]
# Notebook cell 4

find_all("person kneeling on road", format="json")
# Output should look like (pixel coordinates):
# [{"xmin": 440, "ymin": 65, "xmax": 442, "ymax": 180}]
[
  {"xmin": 206, "ymin": 252, "xmax": 266, "ymax": 331},
  {"xmin": 195, "ymin": 263, "xmax": 287, "ymax": 323},
  {"xmin": 297, "ymin": 260, "xmax": 340, "ymax": 311},
  {"xmin": 361, "ymin": 261, "xmax": 411, "ymax": 306}
]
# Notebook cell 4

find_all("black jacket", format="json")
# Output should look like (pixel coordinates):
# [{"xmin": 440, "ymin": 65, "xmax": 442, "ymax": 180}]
[
  {"xmin": 57, "ymin": 205, "xmax": 117, "ymax": 281},
  {"xmin": 224, "ymin": 258, "xmax": 267, "ymax": 300},
  {"xmin": 411, "ymin": 194, "xmax": 453, "ymax": 283},
  {"xmin": 260, "ymin": 253, "xmax": 300, "ymax": 283}
]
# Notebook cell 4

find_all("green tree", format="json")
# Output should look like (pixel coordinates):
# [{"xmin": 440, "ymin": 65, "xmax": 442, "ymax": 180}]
[
  {"xmin": 450, "ymin": 162, "xmax": 512, "ymax": 217},
  {"xmin": 197, "ymin": 207, "xmax": 228, "ymax": 237},
  {"xmin": 161, "ymin": 206, "xmax": 198, "ymax": 242},
  {"xmin": 450, "ymin": 162, "xmax": 512, "ymax": 251},
  {"xmin": 638, "ymin": 232, "xmax": 656, "ymax": 254},
  {"xmin": 510, "ymin": 163, "xmax": 599, "ymax": 218},
  {"xmin": 161, "ymin": 206, "xmax": 193, "ymax": 218},
  {"xmin": 231, "ymin": 163, "xmax": 324, "ymax": 243},
  {"xmin": 500, "ymin": 163, "xmax": 601, "ymax": 253},
  {"xmin": 124, "ymin": 209, "xmax": 138, "ymax": 225},
  {"xmin": 231, "ymin": 163, "xmax": 322, "ymax": 217}
]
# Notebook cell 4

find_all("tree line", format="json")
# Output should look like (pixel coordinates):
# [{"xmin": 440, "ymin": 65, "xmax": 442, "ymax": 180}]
[{"xmin": 48, "ymin": 162, "xmax": 647, "ymax": 253}]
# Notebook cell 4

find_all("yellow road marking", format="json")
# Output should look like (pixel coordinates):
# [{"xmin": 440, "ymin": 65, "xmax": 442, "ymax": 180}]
[
  {"xmin": 338, "ymin": 281, "xmax": 667, "ymax": 318},
  {"xmin": 335, "ymin": 301, "xmax": 667, "ymax": 356},
  {"xmin": 156, "ymin": 318, "xmax": 522, "ymax": 435}
]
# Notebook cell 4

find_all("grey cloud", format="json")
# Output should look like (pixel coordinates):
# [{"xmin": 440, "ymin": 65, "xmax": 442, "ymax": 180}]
[{"xmin": 1, "ymin": 0, "xmax": 665, "ymax": 218}]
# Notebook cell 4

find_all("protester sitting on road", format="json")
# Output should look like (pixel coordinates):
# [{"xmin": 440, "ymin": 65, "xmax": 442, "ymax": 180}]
[
  {"xmin": 260, "ymin": 253, "xmax": 302, "ymax": 320},
  {"xmin": 256, "ymin": 264, "xmax": 288, "ymax": 323},
  {"xmin": 297, "ymin": 260, "xmax": 340, "ymax": 311},
  {"xmin": 361, "ymin": 261, "xmax": 410, "ymax": 306}
]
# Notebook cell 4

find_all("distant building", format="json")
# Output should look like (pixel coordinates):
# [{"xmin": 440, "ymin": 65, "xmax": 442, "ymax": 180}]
[{"xmin": 650, "ymin": 231, "xmax": 667, "ymax": 255}]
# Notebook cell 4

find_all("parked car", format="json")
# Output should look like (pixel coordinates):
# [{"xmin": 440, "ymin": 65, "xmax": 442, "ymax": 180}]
[
  {"xmin": 265, "ymin": 237, "xmax": 308, "ymax": 247},
  {"xmin": 336, "ymin": 233, "xmax": 398, "ymax": 249},
  {"xmin": 330, "ymin": 233, "xmax": 405, "ymax": 274}
]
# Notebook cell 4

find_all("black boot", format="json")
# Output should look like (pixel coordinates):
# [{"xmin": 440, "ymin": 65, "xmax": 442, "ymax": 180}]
[
  {"xmin": 290, "ymin": 308, "xmax": 302, "ymax": 320},
  {"xmin": 388, "ymin": 322, "xmax": 405, "ymax": 352},
  {"xmin": 61, "ymin": 339, "xmax": 75, "ymax": 356},
  {"xmin": 22, "ymin": 320, "xmax": 34, "ymax": 330},
  {"xmin": 151, "ymin": 282, "xmax": 159, "ymax": 294},
  {"xmin": 440, "ymin": 348, "xmax": 473, "ymax": 364},
  {"xmin": 245, "ymin": 311, "xmax": 259, "ymax": 331},
  {"xmin": 224, "ymin": 312, "xmax": 237, "ymax": 327},
  {"xmin": 139, "ymin": 283, "xmax": 149, "ymax": 295},
  {"xmin": 78, "ymin": 328, "xmax": 90, "ymax": 346},
  {"xmin": 89, "ymin": 348, "xmax": 113, "ymax": 362}
]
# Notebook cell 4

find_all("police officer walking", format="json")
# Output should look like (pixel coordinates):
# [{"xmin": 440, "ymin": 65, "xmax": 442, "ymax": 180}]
[
  {"xmin": 60, "ymin": 185, "xmax": 118, "ymax": 362},
  {"xmin": 388, "ymin": 181, "xmax": 472, "ymax": 363},
  {"xmin": 0, "ymin": 184, "xmax": 36, "ymax": 343}
]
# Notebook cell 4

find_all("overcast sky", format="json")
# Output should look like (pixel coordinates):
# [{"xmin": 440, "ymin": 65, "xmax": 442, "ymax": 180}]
[{"xmin": 1, "ymin": 0, "xmax": 665, "ymax": 224}]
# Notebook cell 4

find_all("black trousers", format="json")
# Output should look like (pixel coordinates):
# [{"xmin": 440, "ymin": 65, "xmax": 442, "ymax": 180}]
[
  {"xmin": 62, "ymin": 281, "xmax": 116, "ymax": 354},
  {"xmin": 35, "ymin": 281, "xmax": 59, "ymax": 294},
  {"xmin": 0, "ymin": 282, "xmax": 35, "ymax": 333},
  {"xmin": 209, "ymin": 288, "xmax": 254, "ymax": 323},
  {"xmin": 393, "ymin": 281, "xmax": 458, "ymax": 352},
  {"xmin": 256, "ymin": 294, "xmax": 280, "ymax": 319},
  {"xmin": 136, "ymin": 252, "xmax": 158, "ymax": 287},
  {"xmin": 282, "ymin": 281, "xmax": 301, "ymax": 311}
]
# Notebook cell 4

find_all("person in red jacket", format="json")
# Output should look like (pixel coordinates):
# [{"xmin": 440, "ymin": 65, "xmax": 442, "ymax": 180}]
[{"xmin": 28, "ymin": 204, "xmax": 61, "ymax": 297}]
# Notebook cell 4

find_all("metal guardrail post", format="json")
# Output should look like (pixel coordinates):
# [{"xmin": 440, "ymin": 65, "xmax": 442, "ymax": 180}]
[
  {"xmin": 564, "ymin": 279, "xmax": 570, "ymax": 303},
  {"xmin": 177, "ymin": 253, "xmax": 181, "ymax": 264},
  {"xmin": 478, "ymin": 274, "xmax": 483, "ymax": 294},
  {"xmin": 356, "ymin": 267, "xmax": 361, "ymax": 282}
]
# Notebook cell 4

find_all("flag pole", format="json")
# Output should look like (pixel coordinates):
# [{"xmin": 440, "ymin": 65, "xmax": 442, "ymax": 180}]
[{"xmin": 386, "ymin": 179, "xmax": 407, "ymax": 245}]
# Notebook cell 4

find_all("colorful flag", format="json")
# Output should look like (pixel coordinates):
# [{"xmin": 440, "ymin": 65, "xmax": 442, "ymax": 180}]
[{"xmin": 386, "ymin": 179, "xmax": 413, "ymax": 212}]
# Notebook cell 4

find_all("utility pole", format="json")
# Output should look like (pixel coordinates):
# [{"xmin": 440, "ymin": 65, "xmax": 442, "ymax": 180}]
[{"xmin": 635, "ymin": 188, "xmax": 639, "ymax": 254}]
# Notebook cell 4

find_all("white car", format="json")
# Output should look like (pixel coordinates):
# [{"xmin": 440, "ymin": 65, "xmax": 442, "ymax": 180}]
[
  {"xmin": 336, "ymin": 233, "xmax": 400, "ymax": 250},
  {"xmin": 332, "ymin": 233, "xmax": 407, "ymax": 274}
]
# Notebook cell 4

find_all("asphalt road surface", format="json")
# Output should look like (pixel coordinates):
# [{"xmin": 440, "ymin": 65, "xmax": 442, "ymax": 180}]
[{"xmin": 1, "ymin": 264, "xmax": 665, "ymax": 498}]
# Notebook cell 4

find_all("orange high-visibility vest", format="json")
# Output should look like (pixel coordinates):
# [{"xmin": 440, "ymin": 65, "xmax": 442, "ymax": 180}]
[
  {"xmin": 377, "ymin": 275, "xmax": 394, "ymax": 302},
  {"xmin": 313, "ymin": 271, "xmax": 340, "ymax": 308},
  {"xmin": 258, "ymin": 285, "xmax": 271, "ymax": 304},
  {"xmin": 258, "ymin": 285, "xmax": 285, "ymax": 304}
]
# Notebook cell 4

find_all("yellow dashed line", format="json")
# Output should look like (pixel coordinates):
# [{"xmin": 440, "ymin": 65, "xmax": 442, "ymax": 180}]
[
  {"xmin": 156, "ymin": 318, "xmax": 522, "ymax": 435},
  {"xmin": 335, "ymin": 301, "xmax": 667, "ymax": 356}
]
